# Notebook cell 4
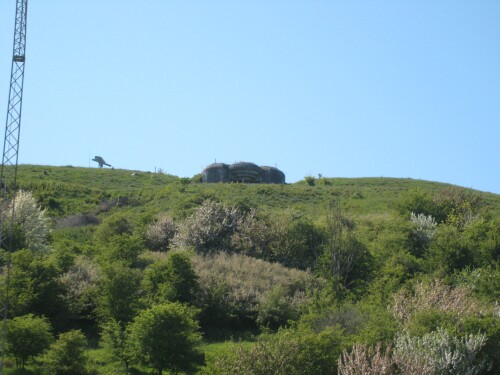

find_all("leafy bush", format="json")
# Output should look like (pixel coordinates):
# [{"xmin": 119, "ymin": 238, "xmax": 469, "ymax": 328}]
[
  {"xmin": 462, "ymin": 218, "xmax": 500, "ymax": 267},
  {"xmin": 95, "ymin": 261, "xmax": 142, "ymax": 324},
  {"xmin": 231, "ymin": 209, "xmax": 322, "ymax": 269},
  {"xmin": 317, "ymin": 204, "xmax": 372, "ymax": 297},
  {"xmin": 145, "ymin": 214, "xmax": 177, "ymax": 251},
  {"xmin": 56, "ymin": 214, "xmax": 100, "ymax": 229},
  {"xmin": 396, "ymin": 188, "xmax": 436, "ymax": 219},
  {"xmin": 304, "ymin": 176, "xmax": 316, "ymax": 186},
  {"xmin": 397, "ymin": 187, "xmax": 483, "ymax": 226},
  {"xmin": 301, "ymin": 304, "xmax": 366, "ymax": 336},
  {"xmin": 1, "ymin": 190, "xmax": 50, "ymax": 252},
  {"xmin": 425, "ymin": 225, "xmax": 474, "ymax": 274},
  {"xmin": 266, "ymin": 210, "xmax": 322, "ymax": 269},
  {"xmin": 170, "ymin": 204, "xmax": 323, "ymax": 270},
  {"xmin": 6, "ymin": 314, "xmax": 53, "ymax": 368},
  {"xmin": 100, "ymin": 319, "xmax": 131, "ymax": 371},
  {"xmin": 453, "ymin": 265, "xmax": 500, "ymax": 302},
  {"xmin": 229, "ymin": 208, "xmax": 272, "ymax": 258},
  {"xmin": 338, "ymin": 342, "xmax": 395, "ymax": 375},
  {"xmin": 404, "ymin": 309, "xmax": 457, "ymax": 337},
  {"xmin": 127, "ymin": 302, "xmax": 204, "ymax": 374},
  {"xmin": 203, "ymin": 327, "xmax": 342, "ymax": 375},
  {"xmin": 96, "ymin": 233, "xmax": 144, "ymax": 266},
  {"xmin": 301, "ymin": 301, "xmax": 398, "ymax": 346},
  {"xmin": 40, "ymin": 329, "xmax": 89, "ymax": 375},
  {"xmin": 456, "ymin": 316, "xmax": 500, "ymax": 373},
  {"xmin": 193, "ymin": 253, "xmax": 318, "ymax": 328},
  {"xmin": 408, "ymin": 212, "xmax": 437, "ymax": 257},
  {"xmin": 172, "ymin": 200, "xmax": 243, "ymax": 253},
  {"xmin": 434, "ymin": 187, "xmax": 483, "ymax": 228},
  {"xmin": 368, "ymin": 252, "xmax": 422, "ymax": 304},
  {"xmin": 59, "ymin": 256, "xmax": 101, "ymax": 320},
  {"xmin": 392, "ymin": 279, "xmax": 484, "ymax": 324},
  {"xmin": 394, "ymin": 329, "xmax": 490, "ymax": 374},
  {"xmin": 141, "ymin": 250, "xmax": 199, "ymax": 305},
  {"xmin": 93, "ymin": 213, "xmax": 132, "ymax": 244},
  {"xmin": 0, "ymin": 250, "xmax": 64, "ymax": 321},
  {"xmin": 339, "ymin": 329, "xmax": 491, "ymax": 375},
  {"xmin": 256, "ymin": 287, "xmax": 300, "ymax": 329}
]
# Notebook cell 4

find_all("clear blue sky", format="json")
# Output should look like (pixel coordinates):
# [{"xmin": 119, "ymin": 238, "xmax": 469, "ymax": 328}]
[{"xmin": 0, "ymin": 1, "xmax": 499, "ymax": 193}]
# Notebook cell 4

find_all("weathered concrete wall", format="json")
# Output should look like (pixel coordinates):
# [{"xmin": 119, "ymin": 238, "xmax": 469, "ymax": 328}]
[
  {"xmin": 229, "ymin": 162, "xmax": 262, "ymax": 183},
  {"xmin": 201, "ymin": 162, "xmax": 285, "ymax": 184},
  {"xmin": 261, "ymin": 166, "xmax": 286, "ymax": 184},
  {"xmin": 202, "ymin": 163, "xmax": 230, "ymax": 183}
]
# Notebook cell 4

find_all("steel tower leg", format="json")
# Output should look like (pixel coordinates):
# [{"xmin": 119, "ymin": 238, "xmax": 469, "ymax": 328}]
[{"xmin": 0, "ymin": 0, "xmax": 29, "ymax": 372}]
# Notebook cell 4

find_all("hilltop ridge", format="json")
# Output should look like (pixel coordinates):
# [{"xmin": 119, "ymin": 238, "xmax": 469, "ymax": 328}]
[{"xmin": 14, "ymin": 164, "xmax": 500, "ymax": 220}]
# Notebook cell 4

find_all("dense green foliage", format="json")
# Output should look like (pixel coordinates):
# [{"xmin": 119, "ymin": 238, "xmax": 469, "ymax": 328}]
[
  {"xmin": 127, "ymin": 303, "xmax": 204, "ymax": 375},
  {"xmin": 142, "ymin": 251, "xmax": 199, "ymax": 305},
  {"xmin": 203, "ymin": 327, "xmax": 343, "ymax": 375},
  {"xmin": 0, "ymin": 164, "xmax": 498, "ymax": 374},
  {"xmin": 6, "ymin": 314, "xmax": 53, "ymax": 368},
  {"xmin": 40, "ymin": 330, "xmax": 89, "ymax": 375}
]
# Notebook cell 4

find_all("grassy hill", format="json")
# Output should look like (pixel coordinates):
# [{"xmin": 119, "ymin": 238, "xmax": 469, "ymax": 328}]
[
  {"xmin": 15, "ymin": 164, "xmax": 500, "ymax": 222},
  {"xmin": 2, "ymin": 164, "xmax": 498, "ymax": 374}
]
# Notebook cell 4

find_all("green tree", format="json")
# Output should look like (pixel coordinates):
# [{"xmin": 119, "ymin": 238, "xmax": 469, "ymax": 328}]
[
  {"xmin": 59, "ymin": 256, "xmax": 101, "ymax": 321},
  {"xmin": 0, "ymin": 250, "xmax": 64, "ymax": 322},
  {"xmin": 396, "ymin": 188, "xmax": 436, "ymax": 220},
  {"xmin": 425, "ymin": 225, "xmax": 472, "ymax": 274},
  {"xmin": 317, "ymin": 203, "xmax": 372, "ymax": 297},
  {"xmin": 397, "ymin": 187, "xmax": 483, "ymax": 225},
  {"xmin": 142, "ymin": 251, "xmax": 199, "ymax": 305},
  {"xmin": 94, "ymin": 213, "xmax": 132, "ymax": 244},
  {"xmin": 127, "ymin": 302, "xmax": 204, "ymax": 375},
  {"xmin": 95, "ymin": 261, "xmax": 142, "ymax": 324},
  {"xmin": 434, "ymin": 187, "xmax": 483, "ymax": 227},
  {"xmin": 256, "ymin": 286, "xmax": 299, "ymax": 330},
  {"xmin": 266, "ymin": 210, "xmax": 322, "ymax": 269},
  {"xmin": 463, "ymin": 218, "xmax": 500, "ymax": 266},
  {"xmin": 100, "ymin": 319, "xmax": 131, "ymax": 371},
  {"xmin": 97, "ymin": 233, "xmax": 144, "ymax": 266},
  {"xmin": 40, "ymin": 329, "xmax": 89, "ymax": 375},
  {"xmin": 231, "ymin": 208, "xmax": 323, "ymax": 269},
  {"xmin": 6, "ymin": 314, "xmax": 53, "ymax": 368}
]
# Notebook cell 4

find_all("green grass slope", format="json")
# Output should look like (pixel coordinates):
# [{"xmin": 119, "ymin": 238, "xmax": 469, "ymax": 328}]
[{"xmin": 14, "ymin": 164, "xmax": 500, "ymax": 222}]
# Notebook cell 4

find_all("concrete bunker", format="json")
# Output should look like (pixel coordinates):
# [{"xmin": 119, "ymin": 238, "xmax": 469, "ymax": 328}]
[{"xmin": 201, "ymin": 162, "xmax": 285, "ymax": 184}]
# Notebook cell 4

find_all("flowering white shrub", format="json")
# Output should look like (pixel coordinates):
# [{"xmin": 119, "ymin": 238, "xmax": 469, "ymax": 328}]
[
  {"xmin": 59, "ymin": 256, "xmax": 101, "ymax": 317},
  {"xmin": 192, "ymin": 252, "xmax": 316, "ymax": 322},
  {"xmin": 410, "ymin": 212, "xmax": 437, "ymax": 237},
  {"xmin": 391, "ymin": 279, "xmax": 484, "ymax": 324},
  {"xmin": 338, "ymin": 342, "xmax": 396, "ymax": 375},
  {"xmin": 409, "ymin": 212, "xmax": 437, "ymax": 256},
  {"xmin": 145, "ymin": 214, "xmax": 177, "ymax": 251},
  {"xmin": 2, "ymin": 190, "xmax": 50, "ymax": 252},
  {"xmin": 339, "ymin": 329, "xmax": 491, "ymax": 375},
  {"xmin": 395, "ymin": 329, "xmax": 490, "ymax": 375},
  {"xmin": 172, "ymin": 200, "xmax": 243, "ymax": 253}
]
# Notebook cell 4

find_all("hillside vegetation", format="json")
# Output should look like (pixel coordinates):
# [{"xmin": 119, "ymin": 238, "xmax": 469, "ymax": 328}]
[
  {"xmin": 0, "ymin": 164, "xmax": 498, "ymax": 374},
  {"xmin": 15, "ymin": 165, "xmax": 500, "ymax": 218}
]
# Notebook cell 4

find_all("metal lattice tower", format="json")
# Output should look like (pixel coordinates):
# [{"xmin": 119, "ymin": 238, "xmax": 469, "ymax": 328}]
[{"xmin": 0, "ymin": 0, "xmax": 29, "ymax": 371}]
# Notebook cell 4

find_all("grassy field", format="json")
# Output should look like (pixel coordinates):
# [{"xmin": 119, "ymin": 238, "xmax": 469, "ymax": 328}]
[{"xmin": 14, "ymin": 164, "xmax": 500, "ymax": 222}]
